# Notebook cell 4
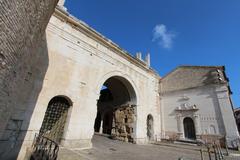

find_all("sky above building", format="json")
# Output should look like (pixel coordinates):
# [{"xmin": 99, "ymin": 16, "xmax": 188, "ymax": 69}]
[{"xmin": 65, "ymin": 0, "xmax": 240, "ymax": 108}]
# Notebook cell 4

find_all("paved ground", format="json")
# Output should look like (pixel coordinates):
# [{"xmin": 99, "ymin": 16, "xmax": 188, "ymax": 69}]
[{"xmin": 58, "ymin": 135, "xmax": 240, "ymax": 160}]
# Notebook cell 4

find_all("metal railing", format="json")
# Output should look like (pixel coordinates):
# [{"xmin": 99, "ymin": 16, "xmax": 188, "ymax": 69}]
[
  {"xmin": 204, "ymin": 142, "xmax": 225, "ymax": 160},
  {"xmin": 30, "ymin": 133, "xmax": 59, "ymax": 160}
]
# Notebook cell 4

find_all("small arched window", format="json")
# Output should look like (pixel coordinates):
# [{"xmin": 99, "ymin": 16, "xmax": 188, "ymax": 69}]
[{"xmin": 209, "ymin": 125, "xmax": 216, "ymax": 134}]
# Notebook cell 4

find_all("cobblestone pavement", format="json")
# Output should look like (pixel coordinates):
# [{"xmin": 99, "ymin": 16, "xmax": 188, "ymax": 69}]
[{"xmin": 58, "ymin": 135, "xmax": 240, "ymax": 160}]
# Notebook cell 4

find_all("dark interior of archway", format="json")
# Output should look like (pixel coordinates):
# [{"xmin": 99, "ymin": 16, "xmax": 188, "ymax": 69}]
[
  {"xmin": 94, "ymin": 77, "xmax": 136, "ymax": 142},
  {"xmin": 183, "ymin": 117, "xmax": 196, "ymax": 140}
]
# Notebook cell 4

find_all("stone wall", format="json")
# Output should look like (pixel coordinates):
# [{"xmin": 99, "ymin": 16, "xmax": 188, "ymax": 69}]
[
  {"xmin": 112, "ymin": 105, "xmax": 136, "ymax": 143},
  {"xmin": 161, "ymin": 85, "xmax": 225, "ymax": 138},
  {"xmin": 0, "ymin": 0, "xmax": 59, "ymax": 159},
  {"xmin": 160, "ymin": 66, "xmax": 227, "ymax": 94},
  {"xmin": 23, "ymin": 9, "xmax": 161, "ymax": 149},
  {"xmin": 161, "ymin": 83, "xmax": 239, "ymax": 148}
]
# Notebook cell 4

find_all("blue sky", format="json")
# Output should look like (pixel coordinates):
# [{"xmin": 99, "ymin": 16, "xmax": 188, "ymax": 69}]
[{"xmin": 65, "ymin": 0, "xmax": 240, "ymax": 108}]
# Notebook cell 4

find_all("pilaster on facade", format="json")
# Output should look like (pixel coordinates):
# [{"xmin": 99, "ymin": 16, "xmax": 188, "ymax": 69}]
[{"xmin": 215, "ymin": 85, "xmax": 240, "ymax": 147}]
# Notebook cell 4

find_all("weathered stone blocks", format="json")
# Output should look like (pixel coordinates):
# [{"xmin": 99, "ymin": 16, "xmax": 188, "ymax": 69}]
[{"xmin": 112, "ymin": 105, "xmax": 136, "ymax": 143}]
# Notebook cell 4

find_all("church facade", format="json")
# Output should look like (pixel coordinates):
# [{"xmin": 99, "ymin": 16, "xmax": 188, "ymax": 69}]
[
  {"xmin": 0, "ymin": 2, "xmax": 239, "ymax": 159},
  {"xmin": 160, "ymin": 66, "xmax": 238, "ymax": 144}
]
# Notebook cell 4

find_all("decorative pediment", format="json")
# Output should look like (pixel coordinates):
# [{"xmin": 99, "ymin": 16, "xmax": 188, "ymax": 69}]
[
  {"xmin": 175, "ymin": 104, "xmax": 198, "ymax": 112},
  {"xmin": 179, "ymin": 95, "xmax": 190, "ymax": 101}
]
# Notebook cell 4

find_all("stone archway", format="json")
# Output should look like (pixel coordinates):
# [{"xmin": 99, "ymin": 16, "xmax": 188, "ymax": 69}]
[
  {"xmin": 94, "ymin": 76, "xmax": 137, "ymax": 143},
  {"xmin": 147, "ymin": 114, "xmax": 154, "ymax": 141},
  {"xmin": 183, "ymin": 117, "xmax": 196, "ymax": 140},
  {"xmin": 40, "ymin": 96, "xmax": 71, "ymax": 143}
]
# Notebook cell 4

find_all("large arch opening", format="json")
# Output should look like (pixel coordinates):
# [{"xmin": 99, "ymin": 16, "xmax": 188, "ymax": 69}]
[
  {"xmin": 94, "ymin": 76, "xmax": 137, "ymax": 143},
  {"xmin": 183, "ymin": 117, "xmax": 196, "ymax": 140},
  {"xmin": 39, "ymin": 96, "xmax": 71, "ymax": 143}
]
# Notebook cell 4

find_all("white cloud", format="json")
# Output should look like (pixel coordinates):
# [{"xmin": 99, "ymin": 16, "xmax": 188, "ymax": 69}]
[{"xmin": 153, "ymin": 24, "xmax": 176, "ymax": 49}]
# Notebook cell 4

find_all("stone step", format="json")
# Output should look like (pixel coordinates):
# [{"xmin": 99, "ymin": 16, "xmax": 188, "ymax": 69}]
[{"xmin": 174, "ymin": 140, "xmax": 198, "ymax": 146}]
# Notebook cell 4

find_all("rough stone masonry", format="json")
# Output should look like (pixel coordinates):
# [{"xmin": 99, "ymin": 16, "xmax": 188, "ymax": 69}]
[
  {"xmin": 0, "ymin": 0, "xmax": 59, "ymax": 159},
  {"xmin": 112, "ymin": 105, "xmax": 136, "ymax": 143}
]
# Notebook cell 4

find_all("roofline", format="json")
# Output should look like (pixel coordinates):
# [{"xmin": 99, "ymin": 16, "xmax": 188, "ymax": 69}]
[
  {"xmin": 160, "ymin": 65, "xmax": 225, "ymax": 81},
  {"xmin": 53, "ymin": 6, "xmax": 159, "ymax": 77},
  {"xmin": 179, "ymin": 65, "xmax": 224, "ymax": 69},
  {"xmin": 234, "ymin": 107, "xmax": 240, "ymax": 112}
]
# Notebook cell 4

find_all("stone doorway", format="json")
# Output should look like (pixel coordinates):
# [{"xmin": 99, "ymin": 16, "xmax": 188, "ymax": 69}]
[
  {"xmin": 183, "ymin": 117, "xmax": 196, "ymax": 140},
  {"xmin": 147, "ymin": 114, "xmax": 154, "ymax": 141},
  {"xmin": 40, "ymin": 96, "xmax": 71, "ymax": 143},
  {"xmin": 94, "ymin": 76, "xmax": 137, "ymax": 143}
]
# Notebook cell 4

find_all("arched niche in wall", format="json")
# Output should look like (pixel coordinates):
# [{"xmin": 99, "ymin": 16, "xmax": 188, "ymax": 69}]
[{"xmin": 40, "ymin": 96, "xmax": 72, "ymax": 143}]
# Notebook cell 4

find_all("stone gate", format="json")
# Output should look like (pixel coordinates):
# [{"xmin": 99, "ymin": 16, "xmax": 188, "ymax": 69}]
[{"xmin": 22, "ymin": 5, "xmax": 161, "ymax": 151}]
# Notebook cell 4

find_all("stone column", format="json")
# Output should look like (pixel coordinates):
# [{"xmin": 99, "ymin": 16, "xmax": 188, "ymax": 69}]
[
  {"xmin": 216, "ymin": 86, "xmax": 240, "ymax": 148},
  {"xmin": 99, "ymin": 119, "xmax": 103, "ymax": 134},
  {"xmin": 193, "ymin": 114, "xmax": 201, "ymax": 139},
  {"xmin": 177, "ymin": 114, "xmax": 184, "ymax": 139}
]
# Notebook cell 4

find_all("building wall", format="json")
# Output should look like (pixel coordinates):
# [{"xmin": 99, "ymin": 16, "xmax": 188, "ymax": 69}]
[
  {"xmin": 161, "ymin": 84, "xmax": 239, "ymax": 147},
  {"xmin": 21, "ymin": 9, "xmax": 161, "ymax": 151},
  {"xmin": 215, "ymin": 85, "xmax": 240, "ymax": 147},
  {"xmin": 162, "ymin": 85, "xmax": 224, "ymax": 137},
  {"xmin": 0, "ymin": 0, "xmax": 59, "ymax": 159}
]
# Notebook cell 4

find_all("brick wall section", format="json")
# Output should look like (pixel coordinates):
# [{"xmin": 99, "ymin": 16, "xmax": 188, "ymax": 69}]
[{"xmin": 0, "ymin": 0, "xmax": 58, "ymax": 158}]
